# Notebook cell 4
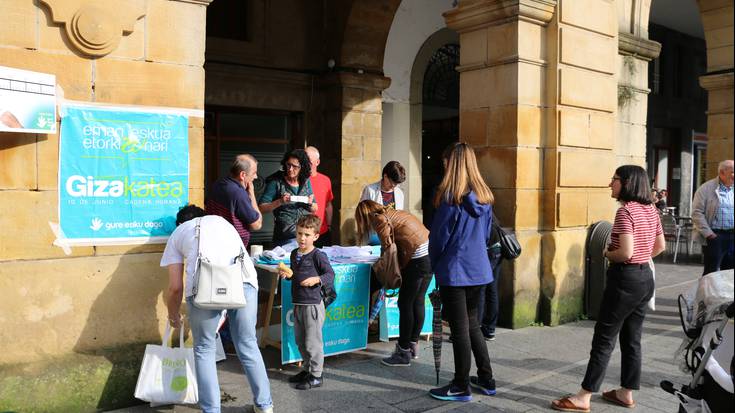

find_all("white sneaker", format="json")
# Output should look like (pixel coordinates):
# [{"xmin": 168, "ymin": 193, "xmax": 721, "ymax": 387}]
[{"xmin": 254, "ymin": 405, "xmax": 274, "ymax": 413}]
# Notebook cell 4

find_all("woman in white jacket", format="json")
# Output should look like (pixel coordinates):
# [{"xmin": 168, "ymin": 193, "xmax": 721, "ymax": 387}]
[{"xmin": 359, "ymin": 160, "xmax": 406, "ymax": 210}]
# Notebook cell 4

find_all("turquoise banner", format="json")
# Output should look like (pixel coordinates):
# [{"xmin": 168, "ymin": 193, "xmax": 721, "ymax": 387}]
[
  {"xmin": 281, "ymin": 263, "xmax": 370, "ymax": 364},
  {"xmin": 379, "ymin": 276, "xmax": 435, "ymax": 341},
  {"xmin": 58, "ymin": 105, "xmax": 189, "ymax": 243}
]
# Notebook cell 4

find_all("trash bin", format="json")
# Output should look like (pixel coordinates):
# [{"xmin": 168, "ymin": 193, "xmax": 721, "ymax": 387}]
[{"xmin": 585, "ymin": 221, "xmax": 612, "ymax": 320}]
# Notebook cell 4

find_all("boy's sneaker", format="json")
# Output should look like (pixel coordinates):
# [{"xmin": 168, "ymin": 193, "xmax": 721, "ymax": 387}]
[
  {"xmin": 470, "ymin": 376, "xmax": 497, "ymax": 396},
  {"xmin": 381, "ymin": 343, "xmax": 411, "ymax": 366},
  {"xmin": 409, "ymin": 341, "xmax": 419, "ymax": 359},
  {"xmin": 429, "ymin": 383, "xmax": 472, "ymax": 402},
  {"xmin": 295, "ymin": 374, "xmax": 323, "ymax": 390},
  {"xmin": 288, "ymin": 370, "xmax": 309, "ymax": 383}
]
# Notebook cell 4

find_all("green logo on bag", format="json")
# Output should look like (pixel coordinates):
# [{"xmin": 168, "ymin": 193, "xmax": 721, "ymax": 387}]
[{"xmin": 170, "ymin": 375, "xmax": 188, "ymax": 392}]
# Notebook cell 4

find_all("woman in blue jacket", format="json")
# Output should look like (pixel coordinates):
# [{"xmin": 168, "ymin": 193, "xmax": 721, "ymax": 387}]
[{"xmin": 428, "ymin": 142, "xmax": 496, "ymax": 402}]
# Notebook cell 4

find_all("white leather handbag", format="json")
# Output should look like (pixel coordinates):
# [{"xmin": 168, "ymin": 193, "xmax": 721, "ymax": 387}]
[{"xmin": 192, "ymin": 218, "xmax": 247, "ymax": 310}]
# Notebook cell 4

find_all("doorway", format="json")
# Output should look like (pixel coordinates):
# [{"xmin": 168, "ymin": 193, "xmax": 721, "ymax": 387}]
[
  {"xmin": 204, "ymin": 107, "xmax": 302, "ymax": 244},
  {"xmin": 421, "ymin": 43, "xmax": 460, "ymax": 226}
]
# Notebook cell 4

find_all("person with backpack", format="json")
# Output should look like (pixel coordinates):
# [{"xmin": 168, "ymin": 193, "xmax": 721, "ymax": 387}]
[
  {"xmin": 277, "ymin": 215, "xmax": 335, "ymax": 390},
  {"xmin": 161, "ymin": 205, "xmax": 273, "ymax": 413}
]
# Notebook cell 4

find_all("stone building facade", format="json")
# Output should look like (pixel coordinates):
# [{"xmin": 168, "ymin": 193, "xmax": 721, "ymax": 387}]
[{"xmin": 0, "ymin": 0, "xmax": 732, "ymax": 410}]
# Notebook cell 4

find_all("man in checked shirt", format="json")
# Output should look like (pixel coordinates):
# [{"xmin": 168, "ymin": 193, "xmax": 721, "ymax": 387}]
[{"xmin": 692, "ymin": 159, "xmax": 734, "ymax": 275}]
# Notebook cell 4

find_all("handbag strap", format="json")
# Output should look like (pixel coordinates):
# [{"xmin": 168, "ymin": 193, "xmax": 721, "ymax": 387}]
[
  {"xmin": 192, "ymin": 218, "xmax": 203, "ymax": 295},
  {"xmin": 162, "ymin": 323, "xmax": 185, "ymax": 348}
]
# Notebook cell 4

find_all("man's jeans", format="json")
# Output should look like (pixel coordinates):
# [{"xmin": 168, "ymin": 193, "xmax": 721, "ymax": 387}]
[
  {"xmin": 703, "ymin": 230, "xmax": 734, "ymax": 276},
  {"xmin": 187, "ymin": 283, "xmax": 272, "ymax": 413}
]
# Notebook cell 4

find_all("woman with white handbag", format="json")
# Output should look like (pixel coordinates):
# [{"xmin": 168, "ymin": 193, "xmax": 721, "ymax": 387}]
[{"xmin": 160, "ymin": 205, "xmax": 273, "ymax": 413}]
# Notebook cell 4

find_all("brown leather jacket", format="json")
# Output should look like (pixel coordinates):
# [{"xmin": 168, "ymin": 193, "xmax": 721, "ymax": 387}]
[{"xmin": 369, "ymin": 209, "xmax": 430, "ymax": 269}]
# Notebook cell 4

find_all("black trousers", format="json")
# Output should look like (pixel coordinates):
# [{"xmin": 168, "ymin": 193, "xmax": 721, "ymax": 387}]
[
  {"xmin": 703, "ymin": 229, "xmax": 734, "ymax": 276},
  {"xmin": 477, "ymin": 248, "xmax": 503, "ymax": 334},
  {"xmin": 397, "ymin": 256, "xmax": 432, "ymax": 348},
  {"xmin": 440, "ymin": 284, "xmax": 494, "ymax": 388},
  {"xmin": 581, "ymin": 264, "xmax": 654, "ymax": 392}
]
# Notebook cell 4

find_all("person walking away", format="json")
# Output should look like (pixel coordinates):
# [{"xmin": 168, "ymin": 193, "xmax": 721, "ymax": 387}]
[
  {"xmin": 161, "ymin": 205, "xmax": 273, "ymax": 413},
  {"xmin": 206, "ymin": 154, "xmax": 262, "ymax": 249},
  {"xmin": 551, "ymin": 165, "xmax": 665, "ymax": 412},
  {"xmin": 277, "ymin": 215, "xmax": 335, "ymax": 390},
  {"xmin": 258, "ymin": 149, "xmax": 318, "ymax": 248},
  {"xmin": 355, "ymin": 200, "xmax": 431, "ymax": 366},
  {"xmin": 692, "ymin": 160, "xmax": 734, "ymax": 276},
  {"xmin": 306, "ymin": 146, "xmax": 334, "ymax": 247},
  {"xmin": 428, "ymin": 142, "xmax": 496, "ymax": 402}
]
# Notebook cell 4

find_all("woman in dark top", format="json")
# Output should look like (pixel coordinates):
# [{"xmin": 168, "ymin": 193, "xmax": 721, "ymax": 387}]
[
  {"xmin": 552, "ymin": 165, "xmax": 665, "ymax": 412},
  {"xmin": 428, "ymin": 142, "xmax": 496, "ymax": 402},
  {"xmin": 258, "ymin": 149, "xmax": 318, "ymax": 248}
]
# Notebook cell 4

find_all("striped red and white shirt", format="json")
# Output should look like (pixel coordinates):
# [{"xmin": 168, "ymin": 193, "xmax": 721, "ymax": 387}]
[{"xmin": 609, "ymin": 202, "xmax": 663, "ymax": 264}]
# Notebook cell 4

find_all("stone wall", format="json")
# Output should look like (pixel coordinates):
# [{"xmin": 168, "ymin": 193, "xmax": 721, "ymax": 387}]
[
  {"xmin": 699, "ymin": 0, "xmax": 735, "ymax": 176},
  {"xmin": 0, "ymin": 0, "xmax": 208, "ymax": 410}
]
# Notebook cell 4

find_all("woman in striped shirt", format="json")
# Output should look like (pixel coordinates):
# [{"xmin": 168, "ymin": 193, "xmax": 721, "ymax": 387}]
[{"xmin": 552, "ymin": 165, "xmax": 665, "ymax": 412}]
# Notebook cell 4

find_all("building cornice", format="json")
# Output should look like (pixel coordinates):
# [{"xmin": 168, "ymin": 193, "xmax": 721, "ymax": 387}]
[
  {"xmin": 699, "ymin": 72, "xmax": 734, "ymax": 91},
  {"xmin": 618, "ymin": 32, "xmax": 661, "ymax": 61},
  {"xmin": 444, "ymin": 0, "xmax": 557, "ymax": 32},
  {"xmin": 168, "ymin": 0, "xmax": 213, "ymax": 5}
]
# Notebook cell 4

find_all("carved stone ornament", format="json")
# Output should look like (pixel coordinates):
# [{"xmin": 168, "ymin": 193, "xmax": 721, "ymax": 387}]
[{"xmin": 40, "ymin": 0, "xmax": 147, "ymax": 57}]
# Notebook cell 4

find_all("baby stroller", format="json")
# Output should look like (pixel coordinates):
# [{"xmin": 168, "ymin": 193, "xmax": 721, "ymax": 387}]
[{"xmin": 660, "ymin": 269, "xmax": 734, "ymax": 413}]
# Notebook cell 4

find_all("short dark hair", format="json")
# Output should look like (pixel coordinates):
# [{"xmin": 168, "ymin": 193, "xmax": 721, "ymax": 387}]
[
  {"xmin": 382, "ymin": 161, "xmax": 406, "ymax": 184},
  {"xmin": 176, "ymin": 204, "xmax": 206, "ymax": 225},
  {"xmin": 615, "ymin": 165, "xmax": 654, "ymax": 204},
  {"xmin": 296, "ymin": 214, "xmax": 321, "ymax": 233},
  {"xmin": 281, "ymin": 149, "xmax": 312, "ymax": 186}
]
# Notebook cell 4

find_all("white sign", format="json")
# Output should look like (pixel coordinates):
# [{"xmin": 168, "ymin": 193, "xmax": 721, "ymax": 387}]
[{"xmin": 0, "ymin": 65, "xmax": 57, "ymax": 133}]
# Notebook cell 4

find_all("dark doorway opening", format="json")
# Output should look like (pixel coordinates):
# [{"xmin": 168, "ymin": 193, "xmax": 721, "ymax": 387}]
[
  {"xmin": 421, "ymin": 43, "xmax": 459, "ymax": 226},
  {"xmin": 204, "ymin": 106, "xmax": 302, "ymax": 244}
]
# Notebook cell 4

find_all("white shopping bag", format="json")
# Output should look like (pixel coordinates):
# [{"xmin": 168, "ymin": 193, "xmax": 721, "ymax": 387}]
[
  {"xmin": 134, "ymin": 324, "xmax": 198, "ymax": 406},
  {"xmin": 648, "ymin": 258, "xmax": 656, "ymax": 311}
]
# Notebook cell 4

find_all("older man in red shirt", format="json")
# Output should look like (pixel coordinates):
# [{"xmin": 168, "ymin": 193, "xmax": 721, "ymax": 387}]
[{"xmin": 306, "ymin": 146, "xmax": 334, "ymax": 247}]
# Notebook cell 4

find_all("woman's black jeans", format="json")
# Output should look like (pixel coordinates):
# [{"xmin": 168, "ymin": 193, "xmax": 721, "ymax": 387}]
[
  {"xmin": 440, "ymin": 284, "xmax": 494, "ymax": 389},
  {"xmin": 397, "ymin": 255, "xmax": 432, "ymax": 348},
  {"xmin": 581, "ymin": 263, "xmax": 654, "ymax": 392},
  {"xmin": 477, "ymin": 247, "xmax": 503, "ymax": 335}
]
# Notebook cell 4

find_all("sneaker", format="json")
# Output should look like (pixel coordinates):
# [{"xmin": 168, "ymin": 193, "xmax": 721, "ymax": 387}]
[
  {"xmin": 381, "ymin": 343, "xmax": 411, "ymax": 366},
  {"xmin": 295, "ymin": 373, "xmax": 323, "ymax": 390},
  {"xmin": 480, "ymin": 327, "xmax": 496, "ymax": 341},
  {"xmin": 288, "ymin": 370, "xmax": 309, "ymax": 383},
  {"xmin": 253, "ymin": 405, "xmax": 274, "ymax": 413},
  {"xmin": 470, "ymin": 376, "xmax": 497, "ymax": 396},
  {"xmin": 409, "ymin": 341, "xmax": 419, "ymax": 359},
  {"xmin": 429, "ymin": 383, "xmax": 472, "ymax": 402}
]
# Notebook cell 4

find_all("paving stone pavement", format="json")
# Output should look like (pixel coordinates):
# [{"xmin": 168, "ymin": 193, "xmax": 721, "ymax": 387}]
[{"xmin": 113, "ymin": 260, "xmax": 702, "ymax": 412}]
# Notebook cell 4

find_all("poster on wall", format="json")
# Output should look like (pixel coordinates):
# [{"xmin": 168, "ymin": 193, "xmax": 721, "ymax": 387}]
[
  {"xmin": 57, "ymin": 104, "xmax": 189, "ymax": 245},
  {"xmin": 281, "ymin": 263, "xmax": 370, "ymax": 364},
  {"xmin": 0, "ymin": 65, "xmax": 56, "ymax": 133}
]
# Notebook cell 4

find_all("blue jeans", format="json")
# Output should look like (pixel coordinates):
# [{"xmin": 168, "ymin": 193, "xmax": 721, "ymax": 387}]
[{"xmin": 187, "ymin": 283, "xmax": 272, "ymax": 413}]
